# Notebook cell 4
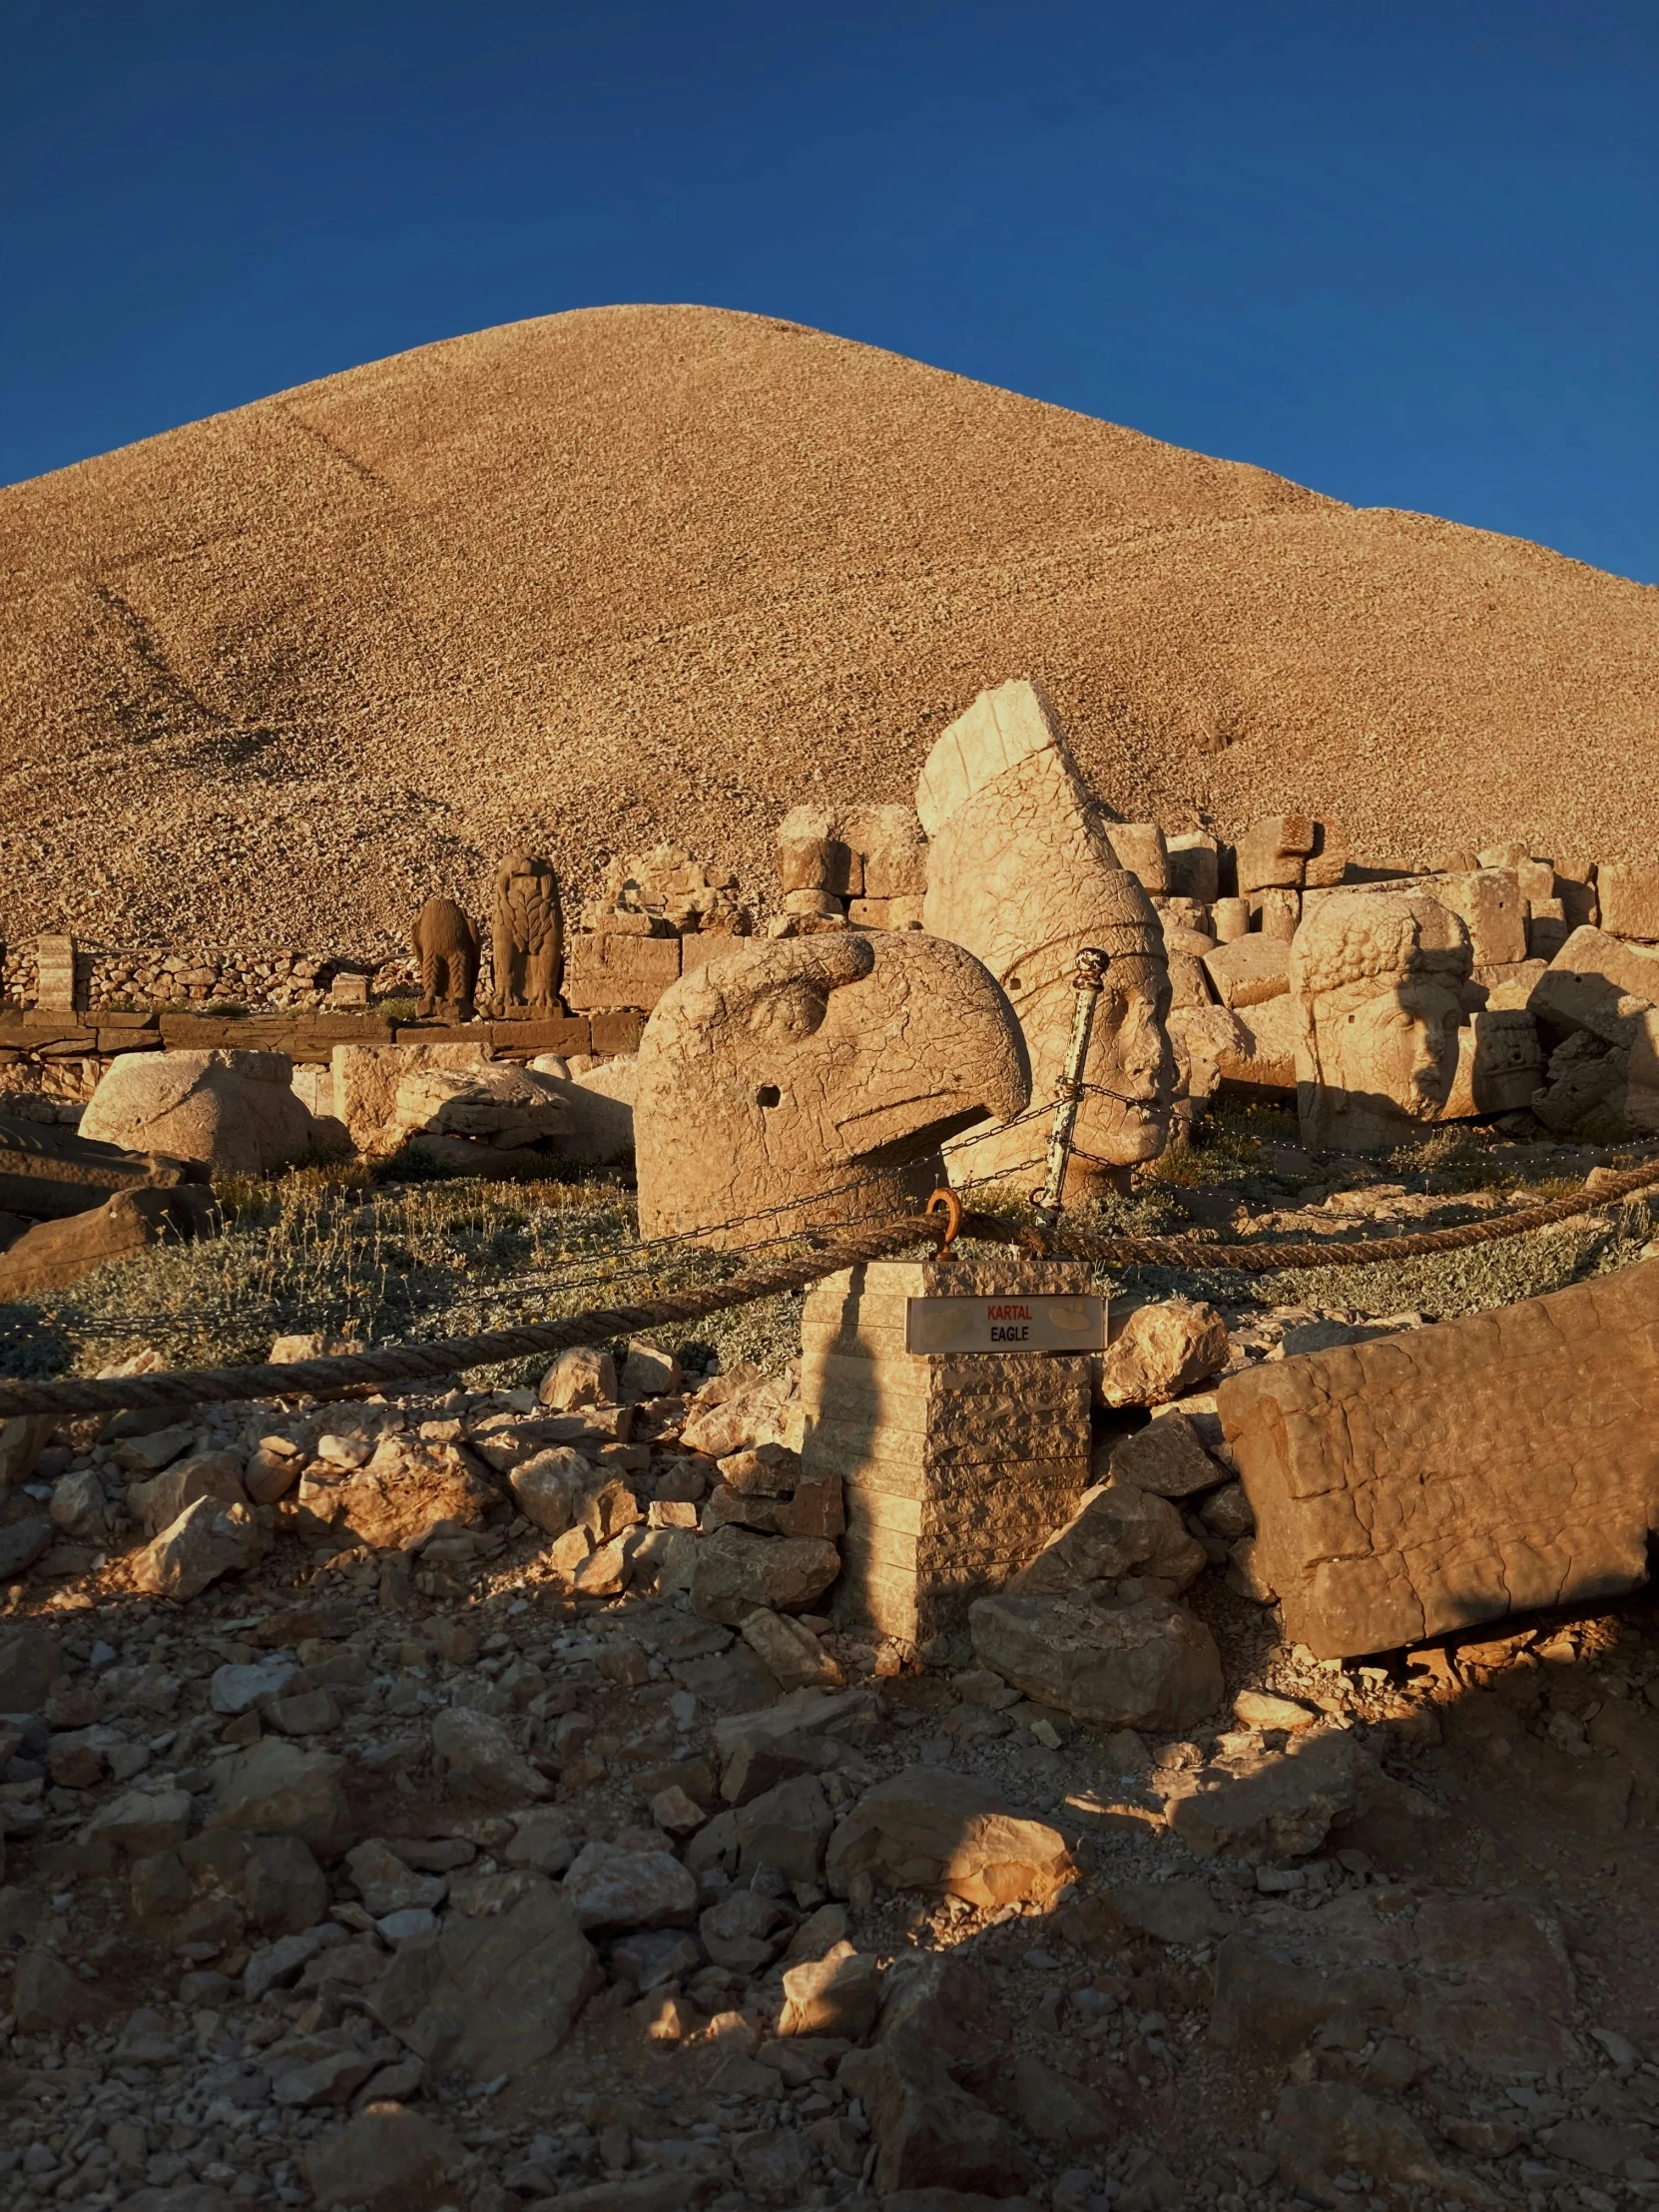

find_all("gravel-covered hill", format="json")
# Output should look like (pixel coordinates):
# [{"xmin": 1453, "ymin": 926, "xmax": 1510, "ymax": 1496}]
[{"xmin": 2, "ymin": 302, "xmax": 1656, "ymax": 951}]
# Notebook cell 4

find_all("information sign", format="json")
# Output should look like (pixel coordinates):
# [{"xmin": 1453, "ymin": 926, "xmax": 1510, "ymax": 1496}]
[{"xmin": 904, "ymin": 1294, "xmax": 1106, "ymax": 1356}]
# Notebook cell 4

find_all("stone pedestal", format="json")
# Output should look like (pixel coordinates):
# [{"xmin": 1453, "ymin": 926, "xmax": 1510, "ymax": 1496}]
[{"xmin": 802, "ymin": 1258, "xmax": 1095, "ymax": 1648}]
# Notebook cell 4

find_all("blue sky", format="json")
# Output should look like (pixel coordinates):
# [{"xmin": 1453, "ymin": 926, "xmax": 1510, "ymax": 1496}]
[{"xmin": 4, "ymin": 1, "xmax": 1656, "ymax": 581}]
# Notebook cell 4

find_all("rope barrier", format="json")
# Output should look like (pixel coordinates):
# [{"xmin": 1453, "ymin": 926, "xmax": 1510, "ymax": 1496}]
[
  {"xmin": 3, "ymin": 1140, "xmax": 1655, "ymax": 1417},
  {"xmin": 959, "ymin": 1151, "xmax": 1659, "ymax": 1273},
  {"xmin": 0, "ymin": 1212, "xmax": 947, "ymax": 1417}
]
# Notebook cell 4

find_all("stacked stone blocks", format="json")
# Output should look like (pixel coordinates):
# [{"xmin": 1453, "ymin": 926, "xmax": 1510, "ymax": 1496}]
[{"xmin": 802, "ymin": 1258, "xmax": 1094, "ymax": 1647}]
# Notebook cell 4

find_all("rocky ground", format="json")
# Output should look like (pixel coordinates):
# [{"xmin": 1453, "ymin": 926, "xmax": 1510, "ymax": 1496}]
[{"xmin": 1, "ymin": 1126, "xmax": 1658, "ymax": 2212}]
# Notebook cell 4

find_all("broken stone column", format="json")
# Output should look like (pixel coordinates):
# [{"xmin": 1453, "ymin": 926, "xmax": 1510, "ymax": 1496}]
[
  {"xmin": 802, "ymin": 1257, "xmax": 1095, "ymax": 1648},
  {"xmin": 1217, "ymin": 1259, "xmax": 1659, "ymax": 1658}
]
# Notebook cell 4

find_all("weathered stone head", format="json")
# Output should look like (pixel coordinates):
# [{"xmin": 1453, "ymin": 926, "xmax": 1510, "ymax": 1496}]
[
  {"xmin": 918, "ymin": 680, "xmax": 1175, "ymax": 1194},
  {"xmin": 634, "ymin": 932, "xmax": 1030, "ymax": 1245},
  {"xmin": 1290, "ymin": 890, "xmax": 1472, "ymax": 1149}
]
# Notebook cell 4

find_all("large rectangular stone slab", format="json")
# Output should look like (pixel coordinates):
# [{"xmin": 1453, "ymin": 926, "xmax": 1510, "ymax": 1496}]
[
  {"xmin": 1596, "ymin": 862, "xmax": 1659, "ymax": 943},
  {"xmin": 1529, "ymin": 926, "xmax": 1659, "ymax": 1044},
  {"xmin": 1217, "ymin": 1262, "xmax": 1659, "ymax": 1658},
  {"xmin": 563, "ymin": 934, "xmax": 681, "ymax": 1012}
]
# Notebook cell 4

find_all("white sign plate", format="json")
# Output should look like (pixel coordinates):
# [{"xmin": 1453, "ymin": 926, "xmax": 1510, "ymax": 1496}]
[{"xmin": 904, "ymin": 1294, "xmax": 1106, "ymax": 1356}]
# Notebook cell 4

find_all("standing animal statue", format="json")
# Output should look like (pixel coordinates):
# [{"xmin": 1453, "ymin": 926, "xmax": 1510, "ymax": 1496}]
[
  {"xmin": 491, "ymin": 852, "xmax": 564, "ymax": 1016},
  {"xmin": 410, "ymin": 896, "xmax": 479, "ymax": 1022}
]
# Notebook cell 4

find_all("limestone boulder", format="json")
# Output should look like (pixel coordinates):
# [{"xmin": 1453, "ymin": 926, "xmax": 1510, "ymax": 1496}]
[
  {"xmin": 0, "ymin": 1513, "xmax": 51, "ymax": 1579},
  {"xmin": 778, "ymin": 1940, "xmax": 882, "ymax": 2039},
  {"xmin": 48, "ymin": 1467, "xmax": 109, "ymax": 1544},
  {"xmin": 425, "ymin": 1884, "xmax": 602, "ymax": 2080},
  {"xmin": 0, "ymin": 1115, "xmax": 206, "ymax": 1221},
  {"xmin": 210, "ymin": 1739, "xmax": 350, "ymax": 1854},
  {"xmin": 1012, "ymin": 1480, "xmax": 1208, "ymax": 1595},
  {"xmin": 1219, "ymin": 1258, "xmax": 1659, "ymax": 1657},
  {"xmin": 1163, "ymin": 1726, "xmax": 1372, "ymax": 1862},
  {"xmin": 1202, "ymin": 933, "xmax": 1292, "ymax": 1009},
  {"xmin": 83, "ymin": 1787, "xmax": 193, "ymax": 1857},
  {"xmin": 560, "ymin": 1840, "xmax": 697, "ymax": 1932},
  {"xmin": 826, "ymin": 1767, "xmax": 1074, "ymax": 1908},
  {"xmin": 15, "ymin": 1946, "xmax": 116, "ymax": 2032},
  {"xmin": 736, "ymin": 1773, "xmax": 833, "ymax": 1886},
  {"xmin": 1098, "ymin": 1300, "xmax": 1229, "ymax": 1406},
  {"xmin": 537, "ymin": 1345, "xmax": 617, "ymax": 1409},
  {"xmin": 681, "ymin": 1365, "xmax": 802, "ymax": 1458},
  {"xmin": 714, "ymin": 1684, "xmax": 883, "ymax": 1803},
  {"xmin": 329, "ymin": 1040, "xmax": 493, "ymax": 1152},
  {"xmin": 839, "ymin": 2038, "xmax": 1035, "ymax": 2198},
  {"xmin": 333, "ymin": 1437, "xmax": 496, "ymax": 1550},
  {"xmin": 129, "ymin": 1450, "xmax": 247, "ymax": 1539},
  {"xmin": 970, "ymin": 1590, "xmax": 1222, "ymax": 1732},
  {"xmin": 133, "ymin": 1496, "xmax": 266, "ymax": 1601},
  {"xmin": 346, "ymin": 1840, "xmax": 447, "ymax": 1920},
  {"xmin": 1106, "ymin": 1411, "xmax": 1226, "ymax": 1498},
  {"xmin": 0, "ymin": 1622, "xmax": 64, "ymax": 1709},
  {"xmin": 0, "ymin": 1184, "xmax": 221, "ymax": 1297},
  {"xmin": 508, "ymin": 1445, "xmax": 605, "ymax": 1535},
  {"xmin": 527, "ymin": 1055, "xmax": 638, "ymax": 1166},
  {"xmin": 430, "ymin": 1705, "xmax": 550, "ymax": 1803},
  {"xmin": 303, "ymin": 2099, "xmax": 470, "ymax": 2212},
  {"xmin": 740, "ymin": 1606, "xmax": 843, "ymax": 1690},
  {"xmin": 0, "ymin": 1413, "xmax": 55, "ymax": 1486},
  {"xmin": 81, "ymin": 1049, "xmax": 319, "ymax": 1175},
  {"xmin": 689, "ymin": 1523, "xmax": 840, "ymax": 1624},
  {"xmin": 391, "ymin": 1062, "xmax": 570, "ymax": 1152},
  {"xmin": 1268, "ymin": 2083, "xmax": 1484, "ymax": 2206}
]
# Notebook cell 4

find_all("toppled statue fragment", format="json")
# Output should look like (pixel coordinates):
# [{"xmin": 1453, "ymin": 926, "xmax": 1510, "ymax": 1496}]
[
  {"xmin": 1290, "ymin": 888, "xmax": 1539, "ymax": 1150},
  {"xmin": 633, "ymin": 931, "xmax": 1028, "ymax": 1244},
  {"xmin": 1218, "ymin": 1259, "xmax": 1659, "ymax": 1657},
  {"xmin": 918, "ymin": 679, "xmax": 1175, "ymax": 1193}
]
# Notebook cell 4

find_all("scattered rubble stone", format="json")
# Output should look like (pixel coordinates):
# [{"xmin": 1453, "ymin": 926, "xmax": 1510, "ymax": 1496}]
[{"xmin": 971, "ymin": 1589, "xmax": 1223, "ymax": 1731}]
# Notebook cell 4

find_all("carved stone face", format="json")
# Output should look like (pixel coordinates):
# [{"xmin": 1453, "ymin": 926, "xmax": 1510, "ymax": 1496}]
[
  {"xmin": 918, "ymin": 681, "xmax": 1176, "ymax": 1190},
  {"xmin": 1291, "ymin": 892, "xmax": 1474, "ymax": 1150},
  {"xmin": 1081, "ymin": 954, "xmax": 1178, "ymax": 1168},
  {"xmin": 1314, "ymin": 975, "xmax": 1466, "ymax": 1122},
  {"xmin": 634, "ymin": 931, "xmax": 1030, "ymax": 1245}
]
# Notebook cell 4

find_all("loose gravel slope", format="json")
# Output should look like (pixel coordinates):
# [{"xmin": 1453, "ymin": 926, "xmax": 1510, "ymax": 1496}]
[{"xmin": 2, "ymin": 302, "xmax": 1656, "ymax": 949}]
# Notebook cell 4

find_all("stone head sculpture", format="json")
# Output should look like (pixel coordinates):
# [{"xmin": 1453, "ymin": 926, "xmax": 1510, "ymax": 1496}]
[
  {"xmin": 1290, "ymin": 890, "xmax": 1473, "ymax": 1149},
  {"xmin": 918, "ymin": 679, "xmax": 1175, "ymax": 1196},
  {"xmin": 491, "ymin": 850, "xmax": 563, "ymax": 1016},
  {"xmin": 634, "ymin": 931, "xmax": 1030, "ymax": 1245}
]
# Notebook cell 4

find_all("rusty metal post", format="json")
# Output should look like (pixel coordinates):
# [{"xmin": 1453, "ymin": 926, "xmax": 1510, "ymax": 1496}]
[{"xmin": 1031, "ymin": 947, "xmax": 1108, "ymax": 1232}]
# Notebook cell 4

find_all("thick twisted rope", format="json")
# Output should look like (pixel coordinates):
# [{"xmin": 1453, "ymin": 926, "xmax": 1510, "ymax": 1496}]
[
  {"xmin": 964, "ymin": 1151, "xmax": 1659, "ymax": 1273},
  {"xmin": 2, "ymin": 1152, "xmax": 1654, "ymax": 1416},
  {"xmin": 0, "ymin": 1212, "xmax": 945, "ymax": 1416}
]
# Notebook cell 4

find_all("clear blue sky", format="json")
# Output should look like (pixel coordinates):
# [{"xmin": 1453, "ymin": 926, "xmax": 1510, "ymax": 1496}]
[{"xmin": 5, "ymin": 1, "xmax": 1656, "ymax": 581}]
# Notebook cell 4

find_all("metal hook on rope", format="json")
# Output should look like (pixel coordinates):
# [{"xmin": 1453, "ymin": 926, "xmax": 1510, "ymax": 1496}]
[{"xmin": 925, "ymin": 1187, "xmax": 963, "ymax": 1258}]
